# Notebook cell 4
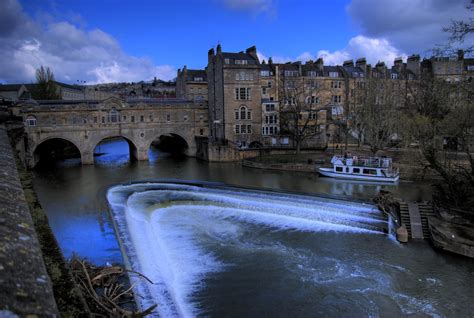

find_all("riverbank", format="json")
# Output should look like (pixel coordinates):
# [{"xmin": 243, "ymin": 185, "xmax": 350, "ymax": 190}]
[
  {"xmin": 0, "ymin": 124, "xmax": 59, "ymax": 316},
  {"xmin": 242, "ymin": 147, "xmax": 444, "ymax": 181},
  {"xmin": 6, "ymin": 124, "xmax": 90, "ymax": 316}
]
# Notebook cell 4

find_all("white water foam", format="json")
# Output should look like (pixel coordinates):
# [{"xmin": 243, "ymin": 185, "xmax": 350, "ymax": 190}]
[{"xmin": 107, "ymin": 182, "xmax": 386, "ymax": 317}]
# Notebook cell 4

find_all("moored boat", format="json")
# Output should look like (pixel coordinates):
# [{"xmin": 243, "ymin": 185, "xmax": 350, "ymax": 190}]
[{"xmin": 318, "ymin": 155, "xmax": 400, "ymax": 182}]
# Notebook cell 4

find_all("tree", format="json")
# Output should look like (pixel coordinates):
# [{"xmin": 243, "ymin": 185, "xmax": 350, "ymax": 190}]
[
  {"xmin": 33, "ymin": 66, "xmax": 60, "ymax": 100},
  {"xmin": 352, "ymin": 77, "xmax": 403, "ymax": 155},
  {"xmin": 278, "ymin": 73, "xmax": 325, "ymax": 153},
  {"xmin": 436, "ymin": 3, "xmax": 473, "ymax": 56},
  {"xmin": 405, "ymin": 73, "xmax": 474, "ymax": 209}
]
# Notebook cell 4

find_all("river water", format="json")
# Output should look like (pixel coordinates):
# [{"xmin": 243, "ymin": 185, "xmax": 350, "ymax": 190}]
[{"xmin": 32, "ymin": 140, "xmax": 474, "ymax": 317}]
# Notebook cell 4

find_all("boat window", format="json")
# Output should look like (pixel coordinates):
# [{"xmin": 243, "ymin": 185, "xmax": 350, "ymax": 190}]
[
  {"xmin": 353, "ymin": 168, "xmax": 360, "ymax": 173},
  {"xmin": 345, "ymin": 167, "xmax": 349, "ymax": 172},
  {"xmin": 363, "ymin": 168, "xmax": 377, "ymax": 175},
  {"xmin": 335, "ymin": 166, "xmax": 343, "ymax": 172}
]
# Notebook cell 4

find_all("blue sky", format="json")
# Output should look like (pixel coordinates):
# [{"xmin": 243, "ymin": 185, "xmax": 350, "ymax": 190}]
[{"xmin": 1, "ymin": 0, "xmax": 471, "ymax": 83}]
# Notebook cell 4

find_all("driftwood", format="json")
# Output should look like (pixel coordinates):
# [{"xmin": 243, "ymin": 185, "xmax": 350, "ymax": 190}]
[{"xmin": 69, "ymin": 257, "xmax": 156, "ymax": 317}]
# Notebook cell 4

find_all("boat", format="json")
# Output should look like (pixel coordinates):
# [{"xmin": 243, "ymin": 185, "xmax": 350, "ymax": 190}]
[{"xmin": 318, "ymin": 155, "xmax": 400, "ymax": 182}]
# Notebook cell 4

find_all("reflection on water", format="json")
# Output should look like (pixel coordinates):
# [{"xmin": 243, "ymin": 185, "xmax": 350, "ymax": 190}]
[{"xmin": 32, "ymin": 140, "xmax": 474, "ymax": 316}]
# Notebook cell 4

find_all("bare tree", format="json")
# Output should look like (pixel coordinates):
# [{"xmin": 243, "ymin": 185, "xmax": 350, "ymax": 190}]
[
  {"xmin": 33, "ymin": 66, "xmax": 60, "ymax": 100},
  {"xmin": 278, "ymin": 74, "xmax": 325, "ymax": 153},
  {"xmin": 405, "ymin": 74, "xmax": 474, "ymax": 208},
  {"xmin": 352, "ymin": 77, "xmax": 403, "ymax": 155},
  {"xmin": 435, "ymin": 3, "xmax": 473, "ymax": 56}
]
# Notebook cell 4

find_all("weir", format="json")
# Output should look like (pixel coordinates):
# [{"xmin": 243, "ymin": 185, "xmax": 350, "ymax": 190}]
[{"xmin": 107, "ymin": 182, "xmax": 387, "ymax": 317}]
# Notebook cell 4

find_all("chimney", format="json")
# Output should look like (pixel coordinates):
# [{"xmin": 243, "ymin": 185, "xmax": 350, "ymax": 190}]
[
  {"xmin": 315, "ymin": 57, "xmax": 324, "ymax": 71},
  {"xmin": 355, "ymin": 58, "xmax": 367, "ymax": 74},
  {"xmin": 343, "ymin": 59, "xmax": 354, "ymax": 67},
  {"xmin": 458, "ymin": 49, "xmax": 464, "ymax": 61},
  {"xmin": 268, "ymin": 57, "xmax": 273, "ymax": 65},
  {"xmin": 394, "ymin": 57, "xmax": 403, "ymax": 66},
  {"xmin": 407, "ymin": 54, "xmax": 420, "ymax": 75},
  {"xmin": 216, "ymin": 44, "xmax": 222, "ymax": 54},
  {"xmin": 246, "ymin": 45, "xmax": 258, "ymax": 61}
]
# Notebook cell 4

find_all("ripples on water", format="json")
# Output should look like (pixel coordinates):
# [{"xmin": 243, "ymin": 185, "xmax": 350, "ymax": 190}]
[{"xmin": 107, "ymin": 182, "xmax": 474, "ymax": 317}]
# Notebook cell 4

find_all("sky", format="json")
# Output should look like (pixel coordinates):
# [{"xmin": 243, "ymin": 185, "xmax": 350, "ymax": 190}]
[{"xmin": 0, "ymin": 0, "xmax": 472, "ymax": 84}]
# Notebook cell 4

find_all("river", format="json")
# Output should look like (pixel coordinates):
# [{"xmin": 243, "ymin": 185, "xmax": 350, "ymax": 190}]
[{"xmin": 32, "ymin": 139, "xmax": 474, "ymax": 317}]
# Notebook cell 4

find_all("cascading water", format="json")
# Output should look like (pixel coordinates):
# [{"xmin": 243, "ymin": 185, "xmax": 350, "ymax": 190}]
[{"xmin": 107, "ymin": 182, "xmax": 454, "ymax": 317}]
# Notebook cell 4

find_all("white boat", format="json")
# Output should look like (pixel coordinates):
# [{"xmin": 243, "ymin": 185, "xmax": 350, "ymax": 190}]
[{"xmin": 318, "ymin": 155, "xmax": 400, "ymax": 183}]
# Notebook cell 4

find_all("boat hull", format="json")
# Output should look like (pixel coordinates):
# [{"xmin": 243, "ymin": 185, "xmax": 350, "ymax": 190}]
[{"xmin": 318, "ymin": 167, "xmax": 399, "ymax": 183}]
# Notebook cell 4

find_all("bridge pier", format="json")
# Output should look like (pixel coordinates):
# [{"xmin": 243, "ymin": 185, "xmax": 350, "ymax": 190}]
[
  {"xmin": 82, "ymin": 151, "xmax": 94, "ymax": 165},
  {"xmin": 137, "ymin": 147, "xmax": 148, "ymax": 161}
]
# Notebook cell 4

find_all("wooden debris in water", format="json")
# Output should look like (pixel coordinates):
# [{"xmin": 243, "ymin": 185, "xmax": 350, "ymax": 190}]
[{"xmin": 69, "ymin": 257, "xmax": 156, "ymax": 317}]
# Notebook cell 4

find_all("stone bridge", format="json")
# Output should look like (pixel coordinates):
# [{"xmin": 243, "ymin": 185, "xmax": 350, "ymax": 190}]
[{"xmin": 18, "ymin": 97, "xmax": 209, "ymax": 167}]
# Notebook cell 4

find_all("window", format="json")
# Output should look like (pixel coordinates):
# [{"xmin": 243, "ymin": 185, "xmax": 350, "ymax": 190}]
[
  {"xmin": 102, "ymin": 117, "xmax": 105, "ymax": 123},
  {"xmin": 235, "ymin": 111, "xmax": 239, "ymax": 120},
  {"xmin": 329, "ymin": 71, "xmax": 339, "ymax": 78},
  {"xmin": 26, "ymin": 116, "xmax": 37, "ymax": 126},
  {"xmin": 284, "ymin": 70, "xmax": 299, "ymax": 77},
  {"xmin": 269, "ymin": 126, "xmax": 274, "ymax": 134},
  {"xmin": 336, "ymin": 166, "xmax": 343, "ymax": 172},
  {"xmin": 306, "ymin": 80, "xmax": 317, "ymax": 88},
  {"xmin": 307, "ymin": 71, "xmax": 317, "ymax": 77},
  {"xmin": 184, "ymin": 115, "xmax": 188, "ymax": 121},
  {"xmin": 308, "ymin": 96, "xmax": 318, "ymax": 104},
  {"xmin": 240, "ymin": 106, "xmax": 247, "ymax": 120},
  {"xmin": 235, "ymin": 59, "xmax": 248, "ymax": 65},
  {"xmin": 200, "ymin": 129, "xmax": 204, "ymax": 135},
  {"xmin": 166, "ymin": 114, "xmax": 171, "ymax": 121},
  {"xmin": 94, "ymin": 116, "xmax": 98, "ymax": 123},
  {"xmin": 247, "ymin": 125, "xmax": 252, "ymax": 133},
  {"xmin": 331, "ymin": 81, "xmax": 342, "ymax": 89},
  {"xmin": 194, "ymin": 77, "xmax": 203, "ymax": 81},
  {"xmin": 332, "ymin": 95, "xmax": 342, "ymax": 103},
  {"xmin": 268, "ymin": 81, "xmax": 272, "ymax": 88},
  {"xmin": 309, "ymin": 112, "xmax": 317, "ymax": 120},
  {"xmin": 363, "ymin": 168, "xmax": 377, "ymax": 175},
  {"xmin": 149, "ymin": 115, "xmax": 153, "ymax": 121},
  {"xmin": 262, "ymin": 87, "xmax": 267, "ymax": 94},
  {"xmin": 140, "ymin": 115, "xmax": 144, "ymax": 122},
  {"xmin": 108, "ymin": 108, "xmax": 119, "ymax": 123},
  {"xmin": 391, "ymin": 73, "xmax": 398, "ymax": 79},
  {"xmin": 236, "ymin": 72, "xmax": 253, "ymax": 81},
  {"xmin": 241, "ymin": 125, "xmax": 247, "ymax": 134},
  {"xmin": 247, "ymin": 111, "xmax": 251, "ymax": 119},
  {"xmin": 235, "ymin": 87, "xmax": 251, "ymax": 100},
  {"xmin": 131, "ymin": 116, "xmax": 135, "ymax": 123},
  {"xmin": 467, "ymin": 65, "xmax": 474, "ymax": 71},
  {"xmin": 353, "ymin": 168, "xmax": 360, "ymax": 173},
  {"xmin": 224, "ymin": 58, "xmax": 230, "ymax": 64},
  {"xmin": 261, "ymin": 70, "xmax": 270, "ymax": 76}
]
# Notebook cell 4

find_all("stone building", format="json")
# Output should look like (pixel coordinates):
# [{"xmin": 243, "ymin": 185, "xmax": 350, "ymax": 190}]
[
  {"xmin": 176, "ymin": 66, "xmax": 208, "ymax": 101},
  {"xmin": 207, "ymin": 45, "xmax": 262, "ymax": 148}
]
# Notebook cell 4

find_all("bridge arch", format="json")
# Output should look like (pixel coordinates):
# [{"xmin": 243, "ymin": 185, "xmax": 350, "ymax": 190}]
[
  {"xmin": 32, "ymin": 137, "xmax": 82, "ymax": 167},
  {"xmin": 147, "ymin": 132, "xmax": 191, "ymax": 158},
  {"xmin": 92, "ymin": 135, "xmax": 139, "ymax": 163}
]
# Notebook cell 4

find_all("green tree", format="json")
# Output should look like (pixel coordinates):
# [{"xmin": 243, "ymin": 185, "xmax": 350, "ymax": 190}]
[{"xmin": 33, "ymin": 66, "xmax": 60, "ymax": 100}]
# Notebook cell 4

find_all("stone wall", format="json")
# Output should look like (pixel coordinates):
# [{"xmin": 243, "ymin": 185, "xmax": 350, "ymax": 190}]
[{"xmin": 0, "ymin": 124, "xmax": 58, "ymax": 316}]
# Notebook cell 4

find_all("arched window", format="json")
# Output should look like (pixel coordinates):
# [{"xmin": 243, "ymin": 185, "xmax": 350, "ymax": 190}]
[
  {"xmin": 26, "ymin": 115, "xmax": 37, "ymax": 127},
  {"xmin": 108, "ymin": 107, "xmax": 119, "ymax": 123},
  {"xmin": 240, "ymin": 106, "xmax": 247, "ymax": 120}
]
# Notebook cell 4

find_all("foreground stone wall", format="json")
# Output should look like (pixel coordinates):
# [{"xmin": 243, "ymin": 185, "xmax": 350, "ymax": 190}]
[{"xmin": 0, "ymin": 125, "xmax": 58, "ymax": 316}]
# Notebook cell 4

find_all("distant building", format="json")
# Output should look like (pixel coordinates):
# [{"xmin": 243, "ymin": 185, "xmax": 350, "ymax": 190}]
[{"xmin": 176, "ymin": 66, "xmax": 208, "ymax": 101}]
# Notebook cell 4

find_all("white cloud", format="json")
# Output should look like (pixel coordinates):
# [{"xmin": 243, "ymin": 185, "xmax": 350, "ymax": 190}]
[
  {"xmin": 0, "ymin": 0, "xmax": 176, "ymax": 84},
  {"xmin": 258, "ymin": 35, "xmax": 404, "ymax": 67},
  {"xmin": 317, "ymin": 35, "xmax": 405, "ymax": 66},
  {"xmin": 347, "ymin": 0, "xmax": 472, "ymax": 54}
]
